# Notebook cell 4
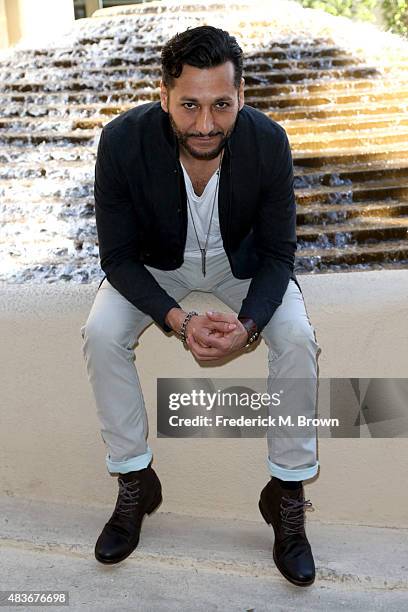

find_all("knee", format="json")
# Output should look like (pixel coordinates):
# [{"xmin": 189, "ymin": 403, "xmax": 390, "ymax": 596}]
[
  {"xmin": 80, "ymin": 319, "xmax": 130, "ymax": 352},
  {"xmin": 264, "ymin": 319, "xmax": 319, "ymax": 354},
  {"xmin": 81, "ymin": 320, "xmax": 104, "ymax": 353},
  {"xmin": 287, "ymin": 320, "xmax": 317, "ymax": 348}
]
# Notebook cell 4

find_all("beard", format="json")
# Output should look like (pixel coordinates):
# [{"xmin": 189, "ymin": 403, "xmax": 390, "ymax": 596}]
[{"xmin": 168, "ymin": 111, "xmax": 238, "ymax": 160}]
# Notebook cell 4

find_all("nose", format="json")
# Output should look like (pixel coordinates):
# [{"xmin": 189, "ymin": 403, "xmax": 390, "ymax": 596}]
[{"xmin": 195, "ymin": 108, "xmax": 215, "ymax": 135}]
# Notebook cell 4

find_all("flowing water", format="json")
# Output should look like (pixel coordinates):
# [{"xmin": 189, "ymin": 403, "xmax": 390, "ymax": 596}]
[{"xmin": 0, "ymin": 0, "xmax": 408, "ymax": 283}]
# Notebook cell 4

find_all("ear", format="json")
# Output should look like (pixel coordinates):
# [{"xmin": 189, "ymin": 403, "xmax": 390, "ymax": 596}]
[
  {"xmin": 238, "ymin": 77, "xmax": 245, "ymax": 111},
  {"xmin": 160, "ymin": 80, "xmax": 169, "ymax": 113}
]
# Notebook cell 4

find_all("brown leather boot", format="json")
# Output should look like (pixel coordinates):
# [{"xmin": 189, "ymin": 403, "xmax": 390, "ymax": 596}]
[
  {"xmin": 95, "ymin": 464, "xmax": 162, "ymax": 564},
  {"xmin": 259, "ymin": 477, "xmax": 315, "ymax": 586}
]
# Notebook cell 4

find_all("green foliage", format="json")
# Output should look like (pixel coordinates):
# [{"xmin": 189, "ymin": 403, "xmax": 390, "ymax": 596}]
[
  {"xmin": 298, "ymin": 0, "xmax": 379, "ymax": 22},
  {"xmin": 382, "ymin": 0, "xmax": 408, "ymax": 35},
  {"xmin": 297, "ymin": 0, "xmax": 408, "ymax": 36}
]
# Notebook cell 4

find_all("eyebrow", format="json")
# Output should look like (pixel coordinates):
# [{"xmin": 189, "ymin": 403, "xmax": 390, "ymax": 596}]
[{"xmin": 179, "ymin": 96, "xmax": 235, "ymax": 102}]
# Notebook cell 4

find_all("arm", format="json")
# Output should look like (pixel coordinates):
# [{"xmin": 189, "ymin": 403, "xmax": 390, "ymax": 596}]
[
  {"xmin": 237, "ymin": 127, "xmax": 297, "ymax": 333},
  {"xmin": 94, "ymin": 127, "xmax": 182, "ymax": 333}
]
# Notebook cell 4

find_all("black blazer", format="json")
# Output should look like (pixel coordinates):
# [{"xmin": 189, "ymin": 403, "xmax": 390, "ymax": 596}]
[{"xmin": 94, "ymin": 101, "xmax": 301, "ymax": 333}]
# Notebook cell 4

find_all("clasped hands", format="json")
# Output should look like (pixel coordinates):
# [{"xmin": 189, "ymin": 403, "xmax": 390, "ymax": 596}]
[{"xmin": 185, "ymin": 310, "xmax": 248, "ymax": 361}]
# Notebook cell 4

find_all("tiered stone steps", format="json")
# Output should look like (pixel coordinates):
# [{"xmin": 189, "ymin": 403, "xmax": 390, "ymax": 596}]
[{"xmin": 0, "ymin": 1, "xmax": 407, "ymax": 282}]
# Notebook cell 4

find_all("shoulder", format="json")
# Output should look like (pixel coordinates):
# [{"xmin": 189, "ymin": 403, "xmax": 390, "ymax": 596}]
[
  {"xmin": 97, "ymin": 101, "xmax": 167, "ymax": 170},
  {"xmin": 233, "ymin": 105, "xmax": 292, "ymax": 181}
]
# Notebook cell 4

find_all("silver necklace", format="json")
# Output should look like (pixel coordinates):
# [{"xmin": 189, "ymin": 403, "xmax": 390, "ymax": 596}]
[{"xmin": 184, "ymin": 152, "xmax": 223, "ymax": 277}]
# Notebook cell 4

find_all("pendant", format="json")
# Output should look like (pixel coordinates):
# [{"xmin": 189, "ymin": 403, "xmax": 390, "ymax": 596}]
[{"xmin": 200, "ymin": 248, "xmax": 206, "ymax": 276}]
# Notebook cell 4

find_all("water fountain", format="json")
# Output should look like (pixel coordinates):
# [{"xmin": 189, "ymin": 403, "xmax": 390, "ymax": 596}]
[{"xmin": 0, "ymin": 0, "xmax": 407, "ymax": 283}]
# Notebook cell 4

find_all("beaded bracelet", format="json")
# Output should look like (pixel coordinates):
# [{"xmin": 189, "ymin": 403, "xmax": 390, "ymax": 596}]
[{"xmin": 178, "ymin": 310, "xmax": 199, "ymax": 344}]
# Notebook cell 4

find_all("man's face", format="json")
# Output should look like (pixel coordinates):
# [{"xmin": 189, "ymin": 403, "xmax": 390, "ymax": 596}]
[{"xmin": 160, "ymin": 61, "xmax": 244, "ymax": 161}]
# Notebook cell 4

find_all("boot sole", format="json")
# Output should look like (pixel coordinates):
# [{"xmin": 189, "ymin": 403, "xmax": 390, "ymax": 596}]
[
  {"xmin": 258, "ymin": 498, "xmax": 315, "ymax": 587},
  {"xmin": 95, "ymin": 491, "xmax": 163, "ymax": 565}
]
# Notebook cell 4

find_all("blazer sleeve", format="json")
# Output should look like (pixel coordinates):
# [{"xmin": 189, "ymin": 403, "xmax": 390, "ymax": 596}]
[
  {"xmin": 94, "ymin": 127, "xmax": 182, "ymax": 333},
  {"xmin": 237, "ymin": 127, "xmax": 297, "ymax": 332}
]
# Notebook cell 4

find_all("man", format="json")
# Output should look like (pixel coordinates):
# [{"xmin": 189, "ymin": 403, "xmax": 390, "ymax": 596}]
[{"xmin": 81, "ymin": 25, "xmax": 321, "ymax": 587}]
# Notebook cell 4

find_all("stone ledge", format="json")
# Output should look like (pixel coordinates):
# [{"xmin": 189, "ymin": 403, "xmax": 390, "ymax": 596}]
[{"xmin": 0, "ymin": 270, "xmax": 407, "ymax": 526}]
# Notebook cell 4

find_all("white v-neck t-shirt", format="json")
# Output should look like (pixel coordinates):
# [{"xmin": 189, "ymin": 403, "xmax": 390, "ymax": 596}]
[{"xmin": 180, "ymin": 161, "xmax": 225, "ymax": 258}]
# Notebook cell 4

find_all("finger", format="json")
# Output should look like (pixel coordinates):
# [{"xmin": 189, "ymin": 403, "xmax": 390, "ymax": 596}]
[
  {"xmin": 189, "ymin": 344, "xmax": 219, "ymax": 360},
  {"xmin": 194, "ymin": 331, "xmax": 229, "ymax": 351},
  {"xmin": 188, "ymin": 328, "xmax": 210, "ymax": 347},
  {"xmin": 204, "ymin": 320, "xmax": 237, "ymax": 333},
  {"xmin": 192, "ymin": 328, "xmax": 213, "ymax": 347},
  {"xmin": 187, "ymin": 334, "xmax": 221, "ymax": 360},
  {"xmin": 206, "ymin": 311, "xmax": 239, "ymax": 325},
  {"xmin": 210, "ymin": 331, "xmax": 224, "ymax": 338},
  {"xmin": 188, "ymin": 333, "xmax": 217, "ymax": 354},
  {"xmin": 188, "ymin": 335, "xmax": 232, "ymax": 362}
]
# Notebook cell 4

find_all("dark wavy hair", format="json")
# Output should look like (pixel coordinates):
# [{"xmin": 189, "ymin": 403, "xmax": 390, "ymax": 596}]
[{"xmin": 161, "ymin": 25, "xmax": 244, "ymax": 89}]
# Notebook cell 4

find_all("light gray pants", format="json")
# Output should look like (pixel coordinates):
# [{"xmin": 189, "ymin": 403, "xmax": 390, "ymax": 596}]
[{"xmin": 81, "ymin": 250, "xmax": 321, "ymax": 481}]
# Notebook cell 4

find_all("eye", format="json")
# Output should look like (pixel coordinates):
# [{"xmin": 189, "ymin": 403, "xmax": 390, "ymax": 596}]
[
  {"xmin": 183, "ymin": 102, "xmax": 196, "ymax": 109},
  {"xmin": 215, "ymin": 102, "xmax": 229, "ymax": 109}
]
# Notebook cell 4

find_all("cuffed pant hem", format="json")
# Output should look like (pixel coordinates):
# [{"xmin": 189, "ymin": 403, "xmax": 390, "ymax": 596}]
[
  {"xmin": 106, "ymin": 445, "xmax": 153, "ymax": 474},
  {"xmin": 267, "ymin": 457, "xmax": 319, "ymax": 481}
]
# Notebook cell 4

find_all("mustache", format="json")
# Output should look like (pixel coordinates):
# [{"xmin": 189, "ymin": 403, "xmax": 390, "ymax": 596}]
[{"xmin": 186, "ymin": 131, "xmax": 223, "ymax": 138}]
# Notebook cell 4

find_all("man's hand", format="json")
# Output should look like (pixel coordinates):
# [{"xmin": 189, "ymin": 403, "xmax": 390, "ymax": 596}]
[
  {"xmin": 187, "ymin": 310, "xmax": 248, "ymax": 361},
  {"xmin": 165, "ymin": 307, "xmax": 239, "ymax": 349},
  {"xmin": 185, "ymin": 313, "xmax": 238, "ymax": 349}
]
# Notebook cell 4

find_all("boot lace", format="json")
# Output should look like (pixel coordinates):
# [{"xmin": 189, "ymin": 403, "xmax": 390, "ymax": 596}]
[
  {"xmin": 280, "ymin": 495, "xmax": 314, "ymax": 536},
  {"xmin": 113, "ymin": 478, "xmax": 141, "ymax": 519}
]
